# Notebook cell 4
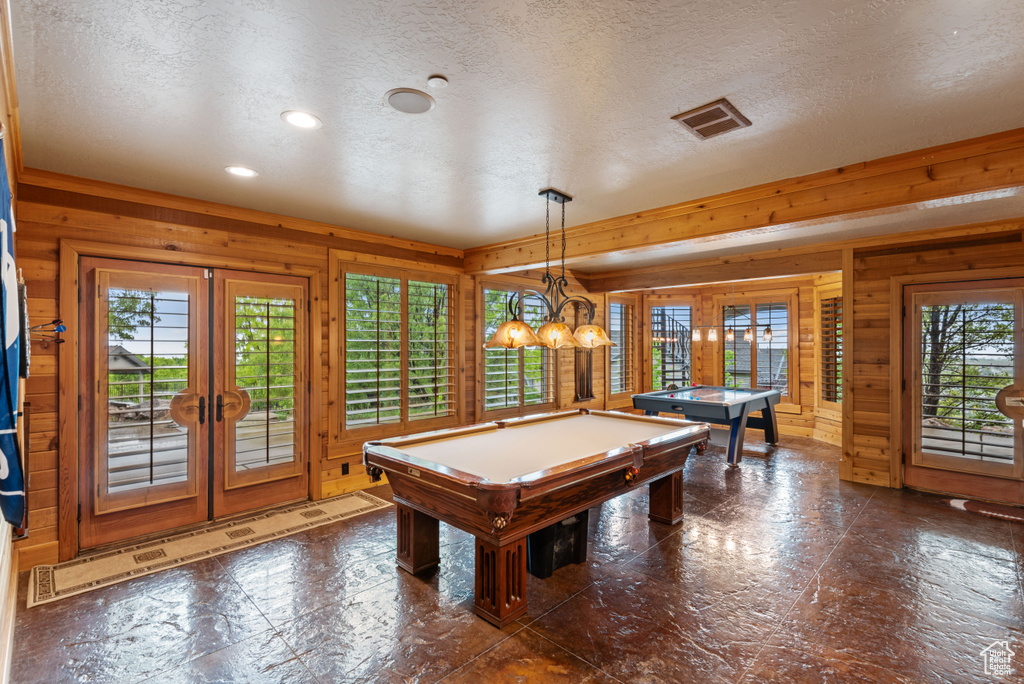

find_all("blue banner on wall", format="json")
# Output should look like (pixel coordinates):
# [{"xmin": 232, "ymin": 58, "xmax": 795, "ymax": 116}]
[{"xmin": 0, "ymin": 138, "xmax": 25, "ymax": 527}]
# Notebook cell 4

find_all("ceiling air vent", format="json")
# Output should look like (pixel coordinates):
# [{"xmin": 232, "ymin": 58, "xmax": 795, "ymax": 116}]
[{"xmin": 672, "ymin": 98, "xmax": 751, "ymax": 140}]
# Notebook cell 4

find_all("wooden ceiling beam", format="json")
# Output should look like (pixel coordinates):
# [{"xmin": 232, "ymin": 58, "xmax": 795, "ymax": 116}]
[
  {"xmin": 584, "ymin": 250, "xmax": 843, "ymax": 293},
  {"xmin": 584, "ymin": 217, "xmax": 1024, "ymax": 292},
  {"xmin": 463, "ymin": 128, "xmax": 1024, "ymax": 275}
]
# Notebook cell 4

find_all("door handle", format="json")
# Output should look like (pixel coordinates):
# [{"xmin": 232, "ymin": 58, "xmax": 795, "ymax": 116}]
[
  {"xmin": 216, "ymin": 394, "xmax": 223, "ymax": 422},
  {"xmin": 198, "ymin": 396, "xmax": 206, "ymax": 425}
]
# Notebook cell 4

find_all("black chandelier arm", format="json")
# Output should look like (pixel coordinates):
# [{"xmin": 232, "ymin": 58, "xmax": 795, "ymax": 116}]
[
  {"xmin": 556, "ymin": 294, "xmax": 596, "ymax": 324},
  {"xmin": 505, "ymin": 288, "xmax": 556, "ymax": 321},
  {"xmin": 504, "ymin": 277, "xmax": 597, "ymax": 325}
]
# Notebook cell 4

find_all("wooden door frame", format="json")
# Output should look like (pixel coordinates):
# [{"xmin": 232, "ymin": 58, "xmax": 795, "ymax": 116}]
[
  {"xmin": 78, "ymin": 259, "xmax": 211, "ymax": 549},
  {"xmin": 604, "ymin": 293, "xmax": 640, "ymax": 410},
  {"xmin": 888, "ymin": 265, "xmax": 1024, "ymax": 489},
  {"xmin": 58, "ymin": 239, "xmax": 323, "ymax": 561}
]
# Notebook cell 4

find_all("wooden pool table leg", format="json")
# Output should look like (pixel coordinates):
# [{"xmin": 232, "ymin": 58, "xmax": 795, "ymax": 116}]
[
  {"xmin": 395, "ymin": 503, "xmax": 440, "ymax": 574},
  {"xmin": 726, "ymin": 406, "xmax": 751, "ymax": 466},
  {"xmin": 473, "ymin": 536, "xmax": 528, "ymax": 628},
  {"xmin": 648, "ymin": 470, "xmax": 684, "ymax": 525}
]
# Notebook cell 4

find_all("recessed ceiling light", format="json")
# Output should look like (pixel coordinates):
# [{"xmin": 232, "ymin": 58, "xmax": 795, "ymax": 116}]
[
  {"xmin": 427, "ymin": 75, "xmax": 448, "ymax": 89},
  {"xmin": 281, "ymin": 110, "xmax": 323, "ymax": 129},
  {"xmin": 225, "ymin": 165, "xmax": 258, "ymax": 177},
  {"xmin": 385, "ymin": 88, "xmax": 435, "ymax": 114}
]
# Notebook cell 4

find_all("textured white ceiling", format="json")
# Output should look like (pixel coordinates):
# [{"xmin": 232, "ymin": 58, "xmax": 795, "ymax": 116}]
[{"xmin": 11, "ymin": 0, "xmax": 1024, "ymax": 250}]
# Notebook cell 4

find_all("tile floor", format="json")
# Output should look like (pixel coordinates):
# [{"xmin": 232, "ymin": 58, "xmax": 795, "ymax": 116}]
[{"xmin": 12, "ymin": 433, "xmax": 1024, "ymax": 683}]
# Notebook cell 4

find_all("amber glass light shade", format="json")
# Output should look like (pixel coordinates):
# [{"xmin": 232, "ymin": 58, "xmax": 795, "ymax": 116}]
[
  {"xmin": 743, "ymin": 327, "xmax": 753, "ymax": 342},
  {"xmin": 763, "ymin": 325, "xmax": 773, "ymax": 341},
  {"xmin": 707, "ymin": 327, "xmax": 718, "ymax": 342},
  {"xmin": 535, "ymin": 321, "xmax": 580, "ymax": 348},
  {"xmin": 483, "ymin": 319, "xmax": 541, "ymax": 348},
  {"xmin": 573, "ymin": 324, "xmax": 614, "ymax": 348},
  {"xmin": 725, "ymin": 327, "xmax": 735, "ymax": 342}
]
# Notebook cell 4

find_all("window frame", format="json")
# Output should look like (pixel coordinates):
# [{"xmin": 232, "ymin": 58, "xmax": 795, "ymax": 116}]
[
  {"xmin": 477, "ymin": 278, "xmax": 557, "ymax": 421},
  {"xmin": 711, "ymin": 289, "xmax": 799, "ymax": 405},
  {"xmin": 329, "ymin": 252, "xmax": 461, "ymax": 451},
  {"xmin": 606, "ymin": 293, "xmax": 639, "ymax": 408},
  {"xmin": 904, "ymin": 282, "xmax": 1022, "ymax": 480}
]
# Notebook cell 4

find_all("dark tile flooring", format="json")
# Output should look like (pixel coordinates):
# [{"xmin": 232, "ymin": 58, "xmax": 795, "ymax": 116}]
[{"xmin": 12, "ymin": 433, "xmax": 1024, "ymax": 682}]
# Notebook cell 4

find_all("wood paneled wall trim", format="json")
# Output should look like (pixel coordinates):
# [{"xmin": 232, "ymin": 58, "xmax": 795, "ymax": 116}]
[
  {"xmin": 18, "ymin": 170, "xmax": 463, "ymax": 266},
  {"xmin": 464, "ymin": 127, "xmax": 1024, "ymax": 275}
]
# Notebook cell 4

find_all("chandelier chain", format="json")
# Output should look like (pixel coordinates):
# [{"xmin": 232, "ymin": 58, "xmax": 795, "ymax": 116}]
[
  {"xmin": 561, "ymin": 200, "xmax": 566, "ymax": 280},
  {"xmin": 545, "ymin": 196, "xmax": 551, "ymax": 277}
]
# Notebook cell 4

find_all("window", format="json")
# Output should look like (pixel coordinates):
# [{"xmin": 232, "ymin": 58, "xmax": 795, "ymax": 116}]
[
  {"xmin": 342, "ymin": 269, "xmax": 456, "ymax": 433},
  {"xmin": 608, "ymin": 298, "xmax": 636, "ymax": 397},
  {"xmin": 482, "ymin": 286, "xmax": 554, "ymax": 413},
  {"xmin": 722, "ymin": 304, "xmax": 752, "ymax": 387},
  {"xmin": 650, "ymin": 305, "xmax": 691, "ymax": 389},
  {"xmin": 718, "ymin": 297, "xmax": 792, "ymax": 397},
  {"xmin": 756, "ymin": 302, "xmax": 789, "ymax": 393},
  {"xmin": 907, "ymin": 283, "xmax": 1019, "ymax": 478},
  {"xmin": 820, "ymin": 295, "xmax": 842, "ymax": 404}
]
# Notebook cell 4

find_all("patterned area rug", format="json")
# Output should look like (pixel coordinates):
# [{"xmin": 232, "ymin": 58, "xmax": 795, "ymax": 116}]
[
  {"xmin": 945, "ymin": 498, "xmax": 1024, "ymax": 523},
  {"xmin": 28, "ymin": 491, "xmax": 392, "ymax": 607}
]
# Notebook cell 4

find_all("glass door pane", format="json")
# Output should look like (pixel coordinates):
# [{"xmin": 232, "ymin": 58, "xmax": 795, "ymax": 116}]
[
  {"xmin": 105, "ymin": 287, "xmax": 191, "ymax": 492},
  {"xmin": 233, "ymin": 296, "xmax": 298, "ymax": 472},
  {"xmin": 81, "ymin": 258, "xmax": 209, "ymax": 550},
  {"xmin": 97, "ymin": 270, "xmax": 203, "ymax": 512},
  {"xmin": 220, "ymin": 276, "xmax": 307, "ymax": 493},
  {"xmin": 913, "ymin": 289, "xmax": 1021, "ymax": 477},
  {"xmin": 756, "ymin": 302, "xmax": 789, "ymax": 394},
  {"xmin": 650, "ymin": 305, "xmax": 692, "ymax": 389},
  {"xmin": 722, "ymin": 305, "xmax": 751, "ymax": 388}
]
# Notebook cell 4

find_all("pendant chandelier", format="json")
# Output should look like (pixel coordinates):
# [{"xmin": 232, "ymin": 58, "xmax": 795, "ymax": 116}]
[{"xmin": 484, "ymin": 189, "xmax": 613, "ymax": 350}]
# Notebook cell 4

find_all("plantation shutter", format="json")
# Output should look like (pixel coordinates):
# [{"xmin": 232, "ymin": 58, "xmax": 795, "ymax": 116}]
[
  {"xmin": 609, "ymin": 301, "xmax": 634, "ymax": 395},
  {"xmin": 407, "ymin": 280, "xmax": 455, "ymax": 421},
  {"xmin": 345, "ymin": 273, "xmax": 402, "ymax": 427},
  {"xmin": 820, "ymin": 296, "xmax": 842, "ymax": 403}
]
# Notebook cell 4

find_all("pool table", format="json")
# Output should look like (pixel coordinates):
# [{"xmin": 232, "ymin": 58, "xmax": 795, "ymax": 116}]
[
  {"xmin": 632, "ymin": 386, "xmax": 781, "ymax": 466},
  {"xmin": 363, "ymin": 409, "xmax": 709, "ymax": 627}
]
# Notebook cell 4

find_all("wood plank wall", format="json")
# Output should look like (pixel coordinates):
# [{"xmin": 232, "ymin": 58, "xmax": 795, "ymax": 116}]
[
  {"xmin": 11, "ymin": 174, "xmax": 611, "ymax": 567},
  {"xmin": 12, "ymin": 176, "xmax": 464, "ymax": 566},
  {"xmin": 844, "ymin": 227, "xmax": 1024, "ymax": 486},
  {"xmin": 16, "ymin": 170, "xmax": 1024, "ymax": 568}
]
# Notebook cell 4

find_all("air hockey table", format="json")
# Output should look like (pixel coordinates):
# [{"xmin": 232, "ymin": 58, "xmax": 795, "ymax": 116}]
[{"xmin": 632, "ymin": 385, "xmax": 781, "ymax": 466}]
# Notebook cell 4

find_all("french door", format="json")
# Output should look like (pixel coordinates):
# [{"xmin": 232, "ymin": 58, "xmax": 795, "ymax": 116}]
[
  {"xmin": 80, "ymin": 258, "xmax": 309, "ymax": 549},
  {"xmin": 903, "ymin": 279, "xmax": 1024, "ymax": 504}
]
